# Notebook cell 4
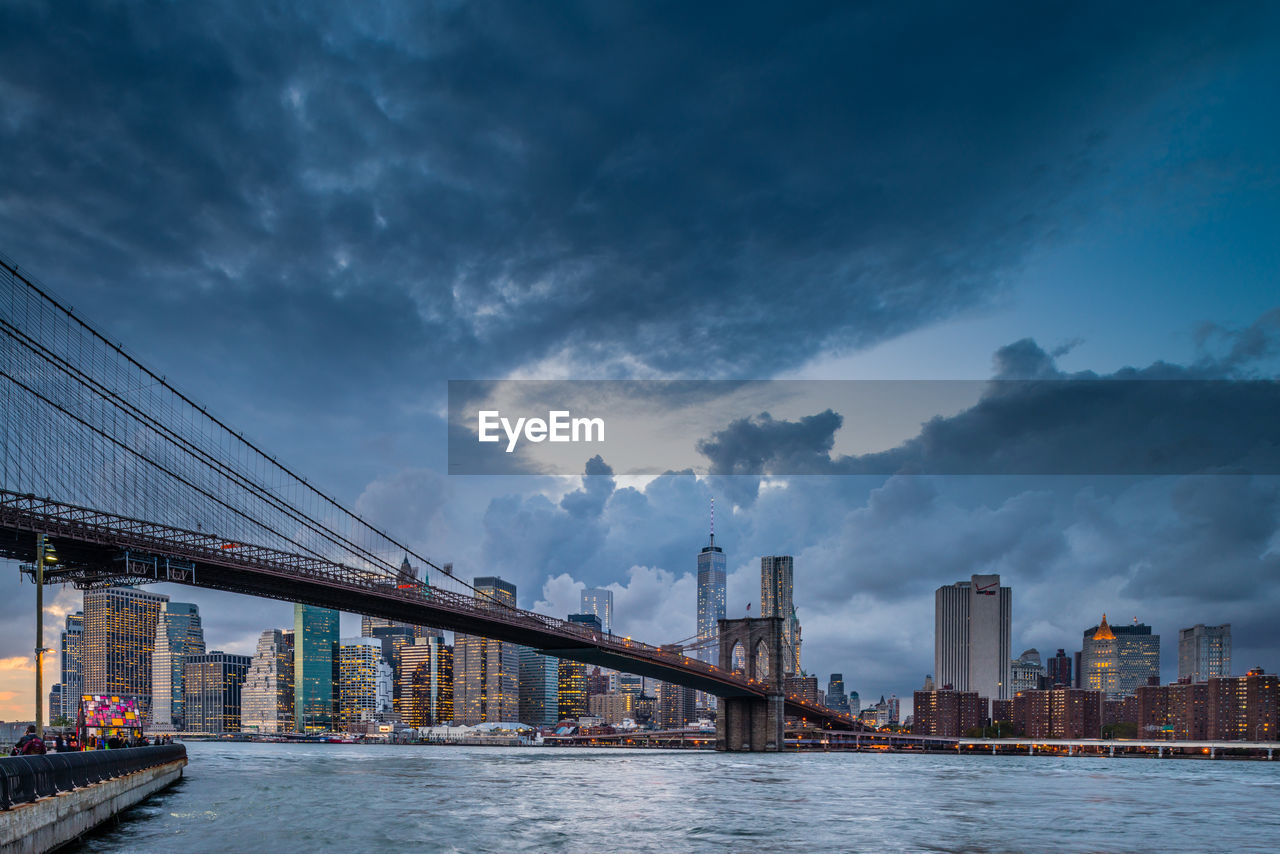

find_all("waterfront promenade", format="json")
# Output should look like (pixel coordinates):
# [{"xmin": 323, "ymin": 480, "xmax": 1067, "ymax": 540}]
[{"xmin": 0, "ymin": 745, "xmax": 186, "ymax": 854}]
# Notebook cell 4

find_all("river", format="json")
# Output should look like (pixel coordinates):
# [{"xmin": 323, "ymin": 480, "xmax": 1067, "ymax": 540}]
[{"xmin": 77, "ymin": 742, "xmax": 1279, "ymax": 853}]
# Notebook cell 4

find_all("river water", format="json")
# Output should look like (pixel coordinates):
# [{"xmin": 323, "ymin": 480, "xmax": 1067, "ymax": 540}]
[{"xmin": 77, "ymin": 742, "xmax": 1278, "ymax": 853}]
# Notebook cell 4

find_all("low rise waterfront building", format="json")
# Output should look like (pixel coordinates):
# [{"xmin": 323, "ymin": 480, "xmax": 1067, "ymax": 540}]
[
  {"xmin": 1016, "ymin": 688, "xmax": 1102, "ymax": 739},
  {"xmin": 1207, "ymin": 668, "xmax": 1278, "ymax": 741},
  {"xmin": 913, "ymin": 688, "xmax": 985, "ymax": 736}
]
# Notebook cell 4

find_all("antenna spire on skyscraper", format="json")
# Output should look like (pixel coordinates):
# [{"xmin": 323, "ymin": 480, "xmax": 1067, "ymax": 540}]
[{"xmin": 709, "ymin": 496, "xmax": 715, "ymax": 547}]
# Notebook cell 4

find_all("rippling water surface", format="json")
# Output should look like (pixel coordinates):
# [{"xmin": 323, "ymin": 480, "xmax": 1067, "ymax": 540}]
[{"xmin": 78, "ymin": 742, "xmax": 1279, "ymax": 853}]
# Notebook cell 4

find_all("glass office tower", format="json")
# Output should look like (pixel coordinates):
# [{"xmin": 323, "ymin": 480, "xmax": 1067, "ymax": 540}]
[{"xmin": 293, "ymin": 603, "xmax": 340, "ymax": 732}]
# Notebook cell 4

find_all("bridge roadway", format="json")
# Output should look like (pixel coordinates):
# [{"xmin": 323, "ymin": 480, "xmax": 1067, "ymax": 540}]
[{"xmin": 1, "ymin": 490, "xmax": 862, "ymax": 731}]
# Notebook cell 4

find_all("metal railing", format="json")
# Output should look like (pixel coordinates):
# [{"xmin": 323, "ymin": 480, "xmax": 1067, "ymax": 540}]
[{"xmin": 0, "ymin": 744, "xmax": 186, "ymax": 810}]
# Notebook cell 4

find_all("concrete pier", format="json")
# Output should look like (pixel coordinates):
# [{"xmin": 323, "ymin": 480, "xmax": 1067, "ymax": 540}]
[{"xmin": 0, "ymin": 757, "xmax": 186, "ymax": 854}]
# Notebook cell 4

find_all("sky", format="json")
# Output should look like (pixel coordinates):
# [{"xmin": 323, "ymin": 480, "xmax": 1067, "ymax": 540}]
[{"xmin": 1, "ymin": 0, "xmax": 1279, "ymax": 720}]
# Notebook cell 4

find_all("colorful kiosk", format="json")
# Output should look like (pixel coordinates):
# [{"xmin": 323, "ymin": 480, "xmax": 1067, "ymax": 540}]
[{"xmin": 78, "ymin": 694, "xmax": 144, "ymax": 749}]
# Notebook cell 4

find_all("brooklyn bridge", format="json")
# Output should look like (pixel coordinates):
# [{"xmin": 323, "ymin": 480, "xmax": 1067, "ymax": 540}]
[{"xmin": 0, "ymin": 254, "xmax": 874, "ymax": 751}]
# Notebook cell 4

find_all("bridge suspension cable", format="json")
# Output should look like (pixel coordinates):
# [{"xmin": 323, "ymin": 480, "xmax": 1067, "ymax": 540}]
[{"xmin": 0, "ymin": 252, "xmax": 473, "ymax": 593}]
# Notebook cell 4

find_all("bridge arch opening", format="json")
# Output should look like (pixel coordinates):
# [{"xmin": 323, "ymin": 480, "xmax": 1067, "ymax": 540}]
[
  {"xmin": 730, "ymin": 641, "xmax": 746, "ymax": 674},
  {"xmin": 754, "ymin": 639, "xmax": 770, "ymax": 683}
]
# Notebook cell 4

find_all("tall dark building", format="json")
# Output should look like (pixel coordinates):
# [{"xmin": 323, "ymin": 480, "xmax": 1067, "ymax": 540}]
[
  {"xmin": 455, "ymin": 577, "xmax": 520, "ymax": 725},
  {"xmin": 761, "ymin": 556, "xmax": 800, "ymax": 676},
  {"xmin": 56, "ymin": 611, "xmax": 84, "ymax": 720},
  {"xmin": 184, "ymin": 651, "xmax": 250, "ymax": 734},
  {"xmin": 518, "ymin": 647, "xmax": 559, "ymax": 727},
  {"xmin": 568, "ymin": 613, "xmax": 603, "ymax": 632},
  {"xmin": 1179, "ymin": 624, "xmax": 1231, "ymax": 683},
  {"xmin": 558, "ymin": 614, "xmax": 603, "ymax": 720},
  {"xmin": 151, "ymin": 601, "xmax": 205, "ymax": 730},
  {"xmin": 826, "ymin": 673, "xmax": 849, "ymax": 713},
  {"xmin": 558, "ymin": 660, "xmax": 588, "ymax": 721},
  {"xmin": 1047, "ymin": 649, "xmax": 1072, "ymax": 688},
  {"xmin": 657, "ymin": 681, "xmax": 696, "ymax": 728},
  {"xmin": 697, "ymin": 504, "xmax": 727, "ymax": 668},
  {"xmin": 400, "ymin": 636, "xmax": 453, "ymax": 728}
]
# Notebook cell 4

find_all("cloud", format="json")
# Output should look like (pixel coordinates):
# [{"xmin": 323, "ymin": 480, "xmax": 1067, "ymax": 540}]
[
  {"xmin": 2, "ymin": 1, "xmax": 1273, "ymax": 389},
  {"xmin": 697, "ymin": 410, "xmax": 843, "ymax": 476},
  {"xmin": 353, "ymin": 467, "xmax": 452, "ymax": 552},
  {"xmin": 533, "ymin": 566, "xmax": 698, "ymax": 646},
  {"xmin": 559, "ymin": 455, "xmax": 615, "ymax": 519},
  {"xmin": 690, "ymin": 334, "xmax": 1280, "ymax": 477}
]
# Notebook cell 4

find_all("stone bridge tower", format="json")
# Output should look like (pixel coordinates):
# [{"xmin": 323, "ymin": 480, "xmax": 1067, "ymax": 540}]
[{"xmin": 716, "ymin": 616, "xmax": 785, "ymax": 751}]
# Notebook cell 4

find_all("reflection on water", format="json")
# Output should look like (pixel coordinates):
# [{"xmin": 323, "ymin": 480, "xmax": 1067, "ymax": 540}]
[{"xmin": 77, "ymin": 742, "xmax": 1280, "ymax": 853}]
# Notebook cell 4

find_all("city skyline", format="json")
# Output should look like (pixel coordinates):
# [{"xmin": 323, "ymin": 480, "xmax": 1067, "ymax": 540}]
[
  {"xmin": 18, "ymin": 538, "xmax": 1277, "ymax": 723},
  {"xmin": 42, "ymin": 554, "xmax": 1272, "ymax": 730}
]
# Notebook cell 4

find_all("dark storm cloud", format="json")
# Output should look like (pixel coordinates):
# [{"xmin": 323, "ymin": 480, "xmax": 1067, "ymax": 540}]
[
  {"xmin": 2, "ymin": 1, "xmax": 1273, "ymax": 386},
  {"xmin": 692, "ymin": 336, "xmax": 1280, "ymax": 478},
  {"xmin": 697, "ymin": 410, "xmax": 844, "ymax": 475},
  {"xmin": 559, "ymin": 455, "xmax": 615, "ymax": 519}
]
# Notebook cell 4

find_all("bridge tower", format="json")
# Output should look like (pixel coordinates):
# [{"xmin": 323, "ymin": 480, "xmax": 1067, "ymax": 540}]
[{"xmin": 716, "ymin": 616, "xmax": 785, "ymax": 751}]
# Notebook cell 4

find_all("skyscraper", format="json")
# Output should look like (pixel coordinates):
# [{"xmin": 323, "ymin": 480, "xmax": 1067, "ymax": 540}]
[
  {"xmin": 1010, "ymin": 649, "xmax": 1044, "ymax": 695},
  {"xmin": 294, "ymin": 603, "xmax": 339, "ymax": 732},
  {"xmin": 826, "ymin": 673, "xmax": 849, "ymax": 713},
  {"xmin": 934, "ymin": 574, "xmax": 1012, "ymax": 711},
  {"xmin": 761, "ymin": 555, "xmax": 800, "ymax": 676},
  {"xmin": 697, "ymin": 517, "xmax": 727, "ymax": 666},
  {"xmin": 656, "ymin": 681, "xmax": 696, "ymax": 728},
  {"xmin": 558, "ymin": 657, "xmax": 588, "ymax": 721},
  {"xmin": 580, "ymin": 588, "xmax": 614, "ymax": 634},
  {"xmin": 1179, "ymin": 623, "xmax": 1231, "ymax": 683},
  {"xmin": 454, "ymin": 577, "xmax": 520, "ymax": 725},
  {"xmin": 399, "ymin": 636, "xmax": 453, "ymax": 728},
  {"xmin": 1080, "ymin": 615, "xmax": 1160, "ymax": 699},
  {"xmin": 1047, "ymin": 649, "xmax": 1072, "ymax": 688},
  {"xmin": 57, "ymin": 612, "xmax": 83, "ymax": 720},
  {"xmin": 183, "ymin": 651, "xmax": 250, "ymax": 734},
  {"xmin": 617, "ymin": 673, "xmax": 643, "ymax": 699},
  {"xmin": 151, "ymin": 601, "xmax": 205, "ymax": 730},
  {"xmin": 367, "ymin": 622, "xmax": 415, "ymax": 719},
  {"xmin": 84, "ymin": 586, "xmax": 169, "ymax": 718},
  {"xmin": 554, "ymin": 613, "xmax": 599, "ymax": 720},
  {"xmin": 339, "ymin": 637, "xmax": 393, "ymax": 729},
  {"xmin": 242, "ymin": 629, "xmax": 295, "ymax": 733}
]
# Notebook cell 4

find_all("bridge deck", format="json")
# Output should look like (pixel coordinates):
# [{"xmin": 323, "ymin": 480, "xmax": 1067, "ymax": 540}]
[{"xmin": 1, "ymin": 490, "xmax": 861, "ymax": 727}]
